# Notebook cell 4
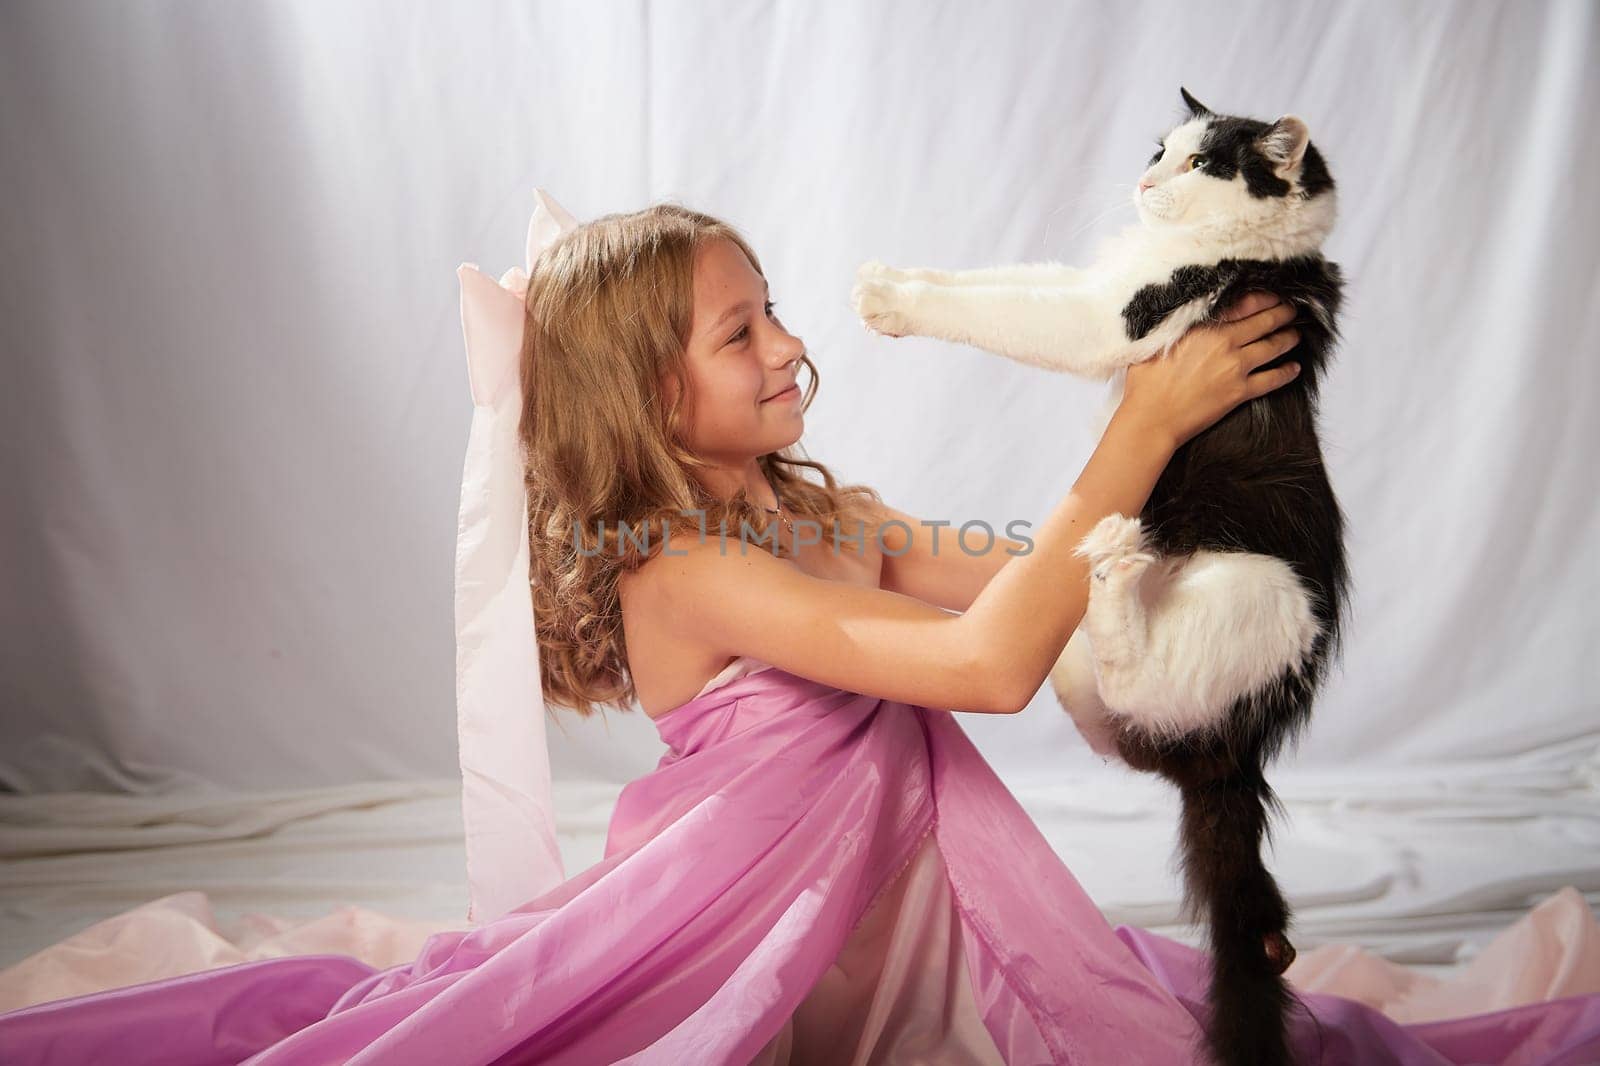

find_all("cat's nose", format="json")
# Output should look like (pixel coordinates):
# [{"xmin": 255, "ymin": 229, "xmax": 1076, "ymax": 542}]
[{"xmin": 1138, "ymin": 178, "xmax": 1155, "ymax": 194}]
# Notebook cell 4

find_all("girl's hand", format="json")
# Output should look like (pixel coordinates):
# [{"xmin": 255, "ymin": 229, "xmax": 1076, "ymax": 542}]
[{"xmin": 1118, "ymin": 291, "xmax": 1302, "ymax": 451}]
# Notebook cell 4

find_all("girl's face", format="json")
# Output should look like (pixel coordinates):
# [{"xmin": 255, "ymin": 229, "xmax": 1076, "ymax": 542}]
[{"xmin": 667, "ymin": 238, "xmax": 806, "ymax": 469}]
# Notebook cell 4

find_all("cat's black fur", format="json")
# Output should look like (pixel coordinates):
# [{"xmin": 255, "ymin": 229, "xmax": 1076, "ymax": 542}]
[{"xmin": 1109, "ymin": 91, "xmax": 1351, "ymax": 1066}]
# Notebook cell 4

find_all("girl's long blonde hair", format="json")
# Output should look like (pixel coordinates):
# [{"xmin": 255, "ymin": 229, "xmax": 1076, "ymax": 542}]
[{"xmin": 521, "ymin": 202, "xmax": 882, "ymax": 717}]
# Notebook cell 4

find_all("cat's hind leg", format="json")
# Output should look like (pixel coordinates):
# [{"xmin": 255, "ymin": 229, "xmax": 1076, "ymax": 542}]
[
  {"xmin": 1088, "ymin": 548, "xmax": 1322, "ymax": 741},
  {"xmin": 1049, "ymin": 627, "xmax": 1125, "ymax": 757},
  {"xmin": 1049, "ymin": 513, "xmax": 1151, "ymax": 758},
  {"xmin": 1071, "ymin": 514, "xmax": 1164, "ymax": 715}
]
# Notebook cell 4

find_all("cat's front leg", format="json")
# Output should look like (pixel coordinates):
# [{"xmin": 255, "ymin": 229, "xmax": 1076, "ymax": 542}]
[
  {"xmin": 860, "ymin": 259, "xmax": 1085, "ymax": 288},
  {"xmin": 851, "ymin": 277, "xmax": 917, "ymax": 338},
  {"xmin": 850, "ymin": 277, "xmax": 1137, "ymax": 380}
]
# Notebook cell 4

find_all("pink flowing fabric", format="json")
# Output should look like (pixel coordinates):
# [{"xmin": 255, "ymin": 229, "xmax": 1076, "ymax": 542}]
[{"xmin": 2, "ymin": 666, "xmax": 1598, "ymax": 1064}]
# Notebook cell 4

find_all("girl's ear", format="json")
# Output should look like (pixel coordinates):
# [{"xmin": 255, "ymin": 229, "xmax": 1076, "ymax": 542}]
[{"xmin": 660, "ymin": 369, "xmax": 683, "ymax": 409}]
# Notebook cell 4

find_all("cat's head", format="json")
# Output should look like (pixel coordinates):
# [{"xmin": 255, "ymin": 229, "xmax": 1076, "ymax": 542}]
[{"xmin": 1135, "ymin": 88, "xmax": 1336, "ymax": 246}]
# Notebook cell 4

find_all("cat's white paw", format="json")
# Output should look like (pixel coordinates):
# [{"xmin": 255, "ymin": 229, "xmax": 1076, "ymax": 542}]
[
  {"xmin": 1072, "ymin": 514, "xmax": 1155, "ymax": 582},
  {"xmin": 851, "ymin": 277, "xmax": 912, "ymax": 337},
  {"xmin": 856, "ymin": 259, "xmax": 899, "ymax": 283}
]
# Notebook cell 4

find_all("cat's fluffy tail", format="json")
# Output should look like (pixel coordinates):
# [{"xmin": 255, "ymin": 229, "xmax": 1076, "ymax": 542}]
[{"xmin": 1177, "ymin": 773, "xmax": 1301, "ymax": 1066}]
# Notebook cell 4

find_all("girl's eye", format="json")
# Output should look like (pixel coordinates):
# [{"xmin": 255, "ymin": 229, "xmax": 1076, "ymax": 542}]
[{"xmin": 729, "ymin": 302, "xmax": 778, "ymax": 344}]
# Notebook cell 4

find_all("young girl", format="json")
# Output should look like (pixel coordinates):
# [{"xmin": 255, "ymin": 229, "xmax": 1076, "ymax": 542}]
[{"xmin": 2, "ymin": 203, "xmax": 1597, "ymax": 1065}]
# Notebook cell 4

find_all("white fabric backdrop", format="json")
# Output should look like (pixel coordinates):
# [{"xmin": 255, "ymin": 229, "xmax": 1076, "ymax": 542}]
[{"xmin": 1, "ymin": 0, "xmax": 1595, "ymax": 797}]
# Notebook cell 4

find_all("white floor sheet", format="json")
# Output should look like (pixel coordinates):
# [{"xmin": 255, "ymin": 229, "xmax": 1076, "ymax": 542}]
[{"xmin": 4, "ymin": 735, "xmax": 1595, "ymax": 996}]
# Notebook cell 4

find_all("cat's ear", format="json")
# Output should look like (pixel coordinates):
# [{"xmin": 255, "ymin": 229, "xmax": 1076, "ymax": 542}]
[
  {"xmin": 1257, "ymin": 116, "xmax": 1311, "ymax": 176},
  {"xmin": 1179, "ymin": 87, "xmax": 1213, "ymax": 119}
]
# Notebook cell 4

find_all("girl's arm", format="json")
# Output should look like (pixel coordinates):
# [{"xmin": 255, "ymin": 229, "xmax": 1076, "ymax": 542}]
[
  {"xmin": 874, "ymin": 501, "xmax": 1028, "ymax": 614},
  {"xmin": 645, "ymin": 294, "xmax": 1301, "ymax": 714},
  {"xmin": 961, "ymin": 408, "xmax": 1183, "ymax": 709},
  {"xmin": 651, "ymin": 535, "xmax": 1018, "ymax": 712},
  {"xmin": 649, "ymin": 414, "xmax": 1170, "ymax": 714}
]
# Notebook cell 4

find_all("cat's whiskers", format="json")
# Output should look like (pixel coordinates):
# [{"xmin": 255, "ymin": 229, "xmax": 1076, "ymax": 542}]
[
  {"xmin": 1038, "ymin": 183, "xmax": 1121, "ymax": 244},
  {"xmin": 1059, "ymin": 185, "xmax": 1138, "ymax": 245}
]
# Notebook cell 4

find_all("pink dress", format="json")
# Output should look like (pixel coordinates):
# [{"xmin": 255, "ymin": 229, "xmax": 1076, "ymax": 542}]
[
  {"xmin": 1, "ymin": 661, "xmax": 1598, "ymax": 1064},
  {"xmin": 708, "ymin": 658, "xmax": 1004, "ymax": 1066}
]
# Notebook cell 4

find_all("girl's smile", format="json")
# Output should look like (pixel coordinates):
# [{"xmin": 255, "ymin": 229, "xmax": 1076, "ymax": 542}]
[{"xmin": 760, "ymin": 382, "xmax": 800, "ymax": 404}]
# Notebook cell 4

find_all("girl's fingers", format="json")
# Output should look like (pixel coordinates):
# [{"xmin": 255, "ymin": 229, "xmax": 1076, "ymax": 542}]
[
  {"xmin": 1229, "ymin": 300, "xmax": 1298, "ymax": 346},
  {"xmin": 1244, "ymin": 358, "xmax": 1302, "ymax": 399},
  {"xmin": 1241, "ymin": 324, "xmax": 1302, "ymax": 371},
  {"xmin": 1218, "ymin": 290, "xmax": 1280, "ymax": 323}
]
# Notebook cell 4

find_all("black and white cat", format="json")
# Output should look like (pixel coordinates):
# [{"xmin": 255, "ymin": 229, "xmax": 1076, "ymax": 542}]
[{"xmin": 851, "ymin": 88, "xmax": 1349, "ymax": 1066}]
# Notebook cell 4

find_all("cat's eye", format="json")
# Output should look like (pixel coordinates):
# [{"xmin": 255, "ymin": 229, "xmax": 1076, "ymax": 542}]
[
  {"xmin": 1186, "ymin": 154, "xmax": 1209, "ymax": 171},
  {"xmin": 1148, "ymin": 144, "xmax": 1165, "ymax": 166}
]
